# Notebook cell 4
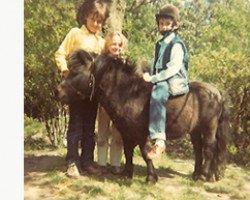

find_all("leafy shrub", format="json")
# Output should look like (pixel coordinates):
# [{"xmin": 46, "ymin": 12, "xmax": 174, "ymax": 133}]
[{"xmin": 24, "ymin": 0, "xmax": 79, "ymax": 146}]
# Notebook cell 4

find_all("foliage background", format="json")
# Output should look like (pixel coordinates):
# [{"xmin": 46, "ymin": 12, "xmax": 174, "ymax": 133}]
[{"xmin": 24, "ymin": 0, "xmax": 250, "ymax": 166}]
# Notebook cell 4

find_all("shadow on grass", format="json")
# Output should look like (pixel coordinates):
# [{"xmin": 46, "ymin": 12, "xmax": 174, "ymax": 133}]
[
  {"xmin": 133, "ymin": 164, "xmax": 191, "ymax": 179},
  {"xmin": 24, "ymin": 155, "xmax": 65, "ymax": 175},
  {"xmin": 86, "ymin": 163, "xmax": 192, "ymax": 185},
  {"xmin": 24, "ymin": 154, "xmax": 192, "ymax": 185}
]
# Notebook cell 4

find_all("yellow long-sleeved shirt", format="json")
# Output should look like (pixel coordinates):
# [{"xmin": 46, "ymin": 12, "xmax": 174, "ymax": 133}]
[{"xmin": 55, "ymin": 25, "xmax": 105, "ymax": 72}]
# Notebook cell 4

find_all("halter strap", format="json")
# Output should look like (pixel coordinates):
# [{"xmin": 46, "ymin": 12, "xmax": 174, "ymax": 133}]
[
  {"xmin": 64, "ymin": 80, "xmax": 86, "ymax": 100},
  {"xmin": 89, "ymin": 73, "xmax": 95, "ymax": 101}
]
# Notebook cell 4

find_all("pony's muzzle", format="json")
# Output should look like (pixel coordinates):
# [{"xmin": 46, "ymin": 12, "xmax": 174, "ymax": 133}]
[{"xmin": 55, "ymin": 83, "xmax": 69, "ymax": 104}]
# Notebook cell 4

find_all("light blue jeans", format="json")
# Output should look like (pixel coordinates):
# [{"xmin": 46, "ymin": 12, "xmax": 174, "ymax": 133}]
[{"xmin": 149, "ymin": 81, "xmax": 170, "ymax": 141}]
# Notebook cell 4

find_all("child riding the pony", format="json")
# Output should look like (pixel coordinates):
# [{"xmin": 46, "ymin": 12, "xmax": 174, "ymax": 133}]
[
  {"xmin": 143, "ymin": 4, "xmax": 189, "ymax": 159},
  {"xmin": 97, "ymin": 31, "xmax": 128, "ymax": 175}
]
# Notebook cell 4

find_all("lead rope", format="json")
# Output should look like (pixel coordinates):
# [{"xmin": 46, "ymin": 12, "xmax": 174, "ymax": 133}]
[{"xmin": 89, "ymin": 73, "xmax": 95, "ymax": 101}]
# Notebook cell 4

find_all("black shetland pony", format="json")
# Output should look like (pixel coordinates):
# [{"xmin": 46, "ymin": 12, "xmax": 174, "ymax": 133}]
[{"xmin": 56, "ymin": 50, "xmax": 229, "ymax": 183}]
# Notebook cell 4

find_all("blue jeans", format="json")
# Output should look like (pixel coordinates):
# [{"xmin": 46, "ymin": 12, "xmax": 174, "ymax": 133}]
[
  {"xmin": 149, "ymin": 81, "xmax": 170, "ymax": 141},
  {"xmin": 66, "ymin": 99, "xmax": 98, "ymax": 168}
]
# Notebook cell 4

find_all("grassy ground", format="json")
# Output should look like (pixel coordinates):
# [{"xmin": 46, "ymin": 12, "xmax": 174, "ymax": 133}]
[{"xmin": 24, "ymin": 146, "xmax": 250, "ymax": 200}]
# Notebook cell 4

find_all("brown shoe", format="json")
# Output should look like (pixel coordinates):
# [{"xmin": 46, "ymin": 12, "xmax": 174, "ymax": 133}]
[
  {"xmin": 146, "ymin": 143, "xmax": 166, "ymax": 160},
  {"xmin": 66, "ymin": 162, "xmax": 80, "ymax": 178},
  {"xmin": 82, "ymin": 164, "xmax": 102, "ymax": 175}
]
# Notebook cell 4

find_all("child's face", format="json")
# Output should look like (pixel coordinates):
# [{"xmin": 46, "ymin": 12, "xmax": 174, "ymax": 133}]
[
  {"xmin": 86, "ymin": 14, "xmax": 104, "ymax": 34},
  {"xmin": 158, "ymin": 18, "xmax": 175, "ymax": 35},
  {"xmin": 108, "ymin": 35, "xmax": 122, "ymax": 57}
]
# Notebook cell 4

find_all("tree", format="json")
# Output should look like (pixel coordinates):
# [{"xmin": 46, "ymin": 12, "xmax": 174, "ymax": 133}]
[{"xmin": 106, "ymin": 0, "xmax": 126, "ymax": 31}]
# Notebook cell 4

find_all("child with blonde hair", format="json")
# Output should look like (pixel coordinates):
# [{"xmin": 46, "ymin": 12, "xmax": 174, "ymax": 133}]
[
  {"xmin": 97, "ymin": 31, "xmax": 128, "ymax": 174},
  {"xmin": 103, "ymin": 31, "xmax": 128, "ymax": 58}
]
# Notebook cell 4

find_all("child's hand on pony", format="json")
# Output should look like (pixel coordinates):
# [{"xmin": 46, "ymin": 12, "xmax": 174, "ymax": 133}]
[{"xmin": 143, "ymin": 72, "xmax": 152, "ymax": 82}]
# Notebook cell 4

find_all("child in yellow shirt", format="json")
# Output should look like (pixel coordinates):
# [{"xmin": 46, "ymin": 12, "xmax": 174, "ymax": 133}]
[{"xmin": 54, "ymin": 0, "xmax": 110, "ymax": 178}]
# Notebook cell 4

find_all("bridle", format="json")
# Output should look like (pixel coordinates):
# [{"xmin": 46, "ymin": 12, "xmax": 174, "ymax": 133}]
[
  {"xmin": 89, "ymin": 73, "xmax": 95, "ymax": 101},
  {"xmin": 64, "ymin": 73, "xmax": 96, "ymax": 101}
]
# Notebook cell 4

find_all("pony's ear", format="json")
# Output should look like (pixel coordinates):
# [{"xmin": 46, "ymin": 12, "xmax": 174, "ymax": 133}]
[{"xmin": 77, "ymin": 50, "xmax": 93, "ymax": 65}]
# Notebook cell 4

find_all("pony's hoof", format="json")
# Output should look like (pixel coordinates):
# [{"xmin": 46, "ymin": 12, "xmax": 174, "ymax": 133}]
[
  {"xmin": 214, "ymin": 170, "xmax": 224, "ymax": 181},
  {"xmin": 146, "ymin": 174, "xmax": 158, "ymax": 184},
  {"xmin": 120, "ymin": 170, "xmax": 133, "ymax": 179},
  {"xmin": 193, "ymin": 173, "xmax": 207, "ymax": 181},
  {"xmin": 192, "ymin": 173, "xmax": 201, "ymax": 181},
  {"xmin": 198, "ymin": 174, "xmax": 207, "ymax": 182},
  {"xmin": 207, "ymin": 175, "xmax": 216, "ymax": 182}
]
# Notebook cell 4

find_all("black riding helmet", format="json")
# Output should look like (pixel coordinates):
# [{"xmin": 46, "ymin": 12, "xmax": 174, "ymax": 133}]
[{"xmin": 155, "ymin": 4, "xmax": 179, "ymax": 25}]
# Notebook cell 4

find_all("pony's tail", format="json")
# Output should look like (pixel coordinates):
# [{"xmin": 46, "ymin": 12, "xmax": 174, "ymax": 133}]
[{"xmin": 212, "ymin": 96, "xmax": 230, "ymax": 180}]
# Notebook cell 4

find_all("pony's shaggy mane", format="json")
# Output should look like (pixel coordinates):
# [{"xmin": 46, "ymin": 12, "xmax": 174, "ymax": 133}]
[
  {"xmin": 92, "ymin": 54, "xmax": 137, "ymax": 76},
  {"xmin": 67, "ymin": 50, "xmax": 97, "ymax": 75},
  {"xmin": 92, "ymin": 54, "xmax": 151, "ymax": 98}
]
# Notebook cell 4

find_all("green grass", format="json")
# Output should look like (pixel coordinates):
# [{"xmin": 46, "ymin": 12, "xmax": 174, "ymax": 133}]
[
  {"xmin": 48, "ymin": 171, "xmax": 67, "ymax": 185},
  {"xmin": 24, "ymin": 120, "xmax": 250, "ymax": 200},
  {"xmin": 24, "ymin": 146, "xmax": 250, "ymax": 200}
]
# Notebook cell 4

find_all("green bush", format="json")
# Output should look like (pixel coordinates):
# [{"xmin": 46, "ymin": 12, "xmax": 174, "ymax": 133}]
[
  {"xmin": 24, "ymin": 0, "xmax": 76, "ymax": 120},
  {"xmin": 24, "ymin": 114, "xmax": 51, "ymax": 150},
  {"xmin": 24, "ymin": 0, "xmax": 79, "ymax": 146}
]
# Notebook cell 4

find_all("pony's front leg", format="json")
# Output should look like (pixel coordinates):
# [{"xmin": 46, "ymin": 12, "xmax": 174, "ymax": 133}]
[
  {"xmin": 140, "ymin": 142, "xmax": 158, "ymax": 183},
  {"xmin": 121, "ymin": 140, "xmax": 134, "ymax": 178}
]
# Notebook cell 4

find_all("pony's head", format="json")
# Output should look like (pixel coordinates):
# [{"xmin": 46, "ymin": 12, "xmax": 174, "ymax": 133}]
[{"xmin": 56, "ymin": 50, "xmax": 96, "ymax": 104}]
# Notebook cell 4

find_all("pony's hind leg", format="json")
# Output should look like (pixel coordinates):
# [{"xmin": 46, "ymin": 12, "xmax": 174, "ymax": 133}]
[
  {"xmin": 201, "ymin": 125, "xmax": 217, "ymax": 181},
  {"xmin": 190, "ymin": 132, "xmax": 203, "ymax": 180},
  {"xmin": 211, "ymin": 101, "xmax": 229, "ymax": 181}
]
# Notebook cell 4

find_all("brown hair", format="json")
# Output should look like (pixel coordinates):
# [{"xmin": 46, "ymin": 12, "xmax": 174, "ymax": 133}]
[
  {"xmin": 104, "ymin": 31, "xmax": 128, "ymax": 55},
  {"xmin": 77, "ymin": 0, "xmax": 111, "ymax": 27}
]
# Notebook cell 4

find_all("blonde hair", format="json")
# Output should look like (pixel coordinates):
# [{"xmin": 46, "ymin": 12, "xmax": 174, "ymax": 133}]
[{"xmin": 104, "ymin": 31, "xmax": 128, "ymax": 55}]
